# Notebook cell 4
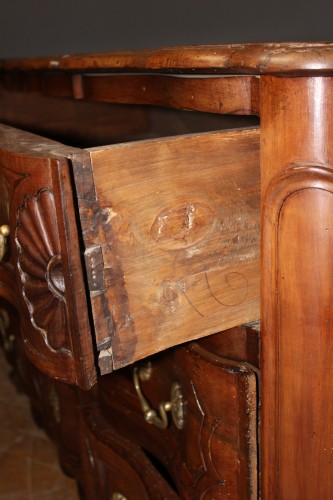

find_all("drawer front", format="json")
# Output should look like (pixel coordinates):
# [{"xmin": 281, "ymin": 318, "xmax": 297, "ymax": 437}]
[
  {"xmin": 0, "ymin": 124, "xmax": 96, "ymax": 388},
  {"xmin": 80, "ymin": 405, "xmax": 179, "ymax": 500},
  {"xmin": 98, "ymin": 327, "xmax": 259, "ymax": 499},
  {"xmin": 74, "ymin": 127, "xmax": 260, "ymax": 373}
]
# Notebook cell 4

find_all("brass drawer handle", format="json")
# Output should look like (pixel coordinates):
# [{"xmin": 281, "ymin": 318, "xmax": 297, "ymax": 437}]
[
  {"xmin": 133, "ymin": 362, "xmax": 185, "ymax": 430},
  {"xmin": 111, "ymin": 494, "xmax": 127, "ymax": 500},
  {"xmin": 0, "ymin": 225, "xmax": 10, "ymax": 262}
]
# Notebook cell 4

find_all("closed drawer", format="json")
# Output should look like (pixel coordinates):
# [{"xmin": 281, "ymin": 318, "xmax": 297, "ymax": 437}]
[
  {"xmin": 79, "ymin": 404, "xmax": 178, "ymax": 500},
  {"xmin": 98, "ymin": 325, "xmax": 260, "ymax": 499}
]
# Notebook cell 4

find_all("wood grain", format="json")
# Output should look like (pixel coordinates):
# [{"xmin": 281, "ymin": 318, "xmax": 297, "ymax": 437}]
[
  {"xmin": 73, "ymin": 74, "xmax": 259, "ymax": 115},
  {"xmin": 261, "ymin": 76, "xmax": 333, "ymax": 498},
  {"xmin": 2, "ymin": 42, "xmax": 333, "ymax": 75},
  {"xmin": 80, "ymin": 127, "xmax": 260, "ymax": 371}
]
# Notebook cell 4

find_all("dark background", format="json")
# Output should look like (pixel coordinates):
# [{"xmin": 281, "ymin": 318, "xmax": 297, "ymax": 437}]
[{"xmin": 0, "ymin": 0, "xmax": 332, "ymax": 58}]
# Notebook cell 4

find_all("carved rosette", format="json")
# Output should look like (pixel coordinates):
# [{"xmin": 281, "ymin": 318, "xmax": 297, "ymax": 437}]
[{"xmin": 15, "ymin": 189, "xmax": 70, "ymax": 354}]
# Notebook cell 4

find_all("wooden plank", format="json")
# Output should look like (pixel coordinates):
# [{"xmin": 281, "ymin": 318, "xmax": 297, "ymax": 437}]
[{"xmin": 82, "ymin": 127, "xmax": 260, "ymax": 371}]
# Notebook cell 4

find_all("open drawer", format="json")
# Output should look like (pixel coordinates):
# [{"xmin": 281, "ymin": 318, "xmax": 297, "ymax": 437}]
[
  {"xmin": 73, "ymin": 127, "xmax": 260, "ymax": 373},
  {"xmin": 0, "ymin": 122, "xmax": 260, "ymax": 386}
]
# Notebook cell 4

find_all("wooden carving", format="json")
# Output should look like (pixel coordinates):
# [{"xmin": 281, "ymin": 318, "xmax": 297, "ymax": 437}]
[
  {"xmin": 15, "ymin": 188, "xmax": 71, "ymax": 354},
  {"xmin": 0, "ymin": 124, "xmax": 96, "ymax": 388}
]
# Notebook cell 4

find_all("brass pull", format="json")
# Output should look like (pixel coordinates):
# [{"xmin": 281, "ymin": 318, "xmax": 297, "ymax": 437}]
[
  {"xmin": 0, "ymin": 225, "xmax": 10, "ymax": 262},
  {"xmin": 133, "ymin": 362, "xmax": 185, "ymax": 430},
  {"xmin": 111, "ymin": 494, "xmax": 127, "ymax": 500}
]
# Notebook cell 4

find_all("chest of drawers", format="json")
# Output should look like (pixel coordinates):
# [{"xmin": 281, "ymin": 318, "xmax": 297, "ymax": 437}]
[{"xmin": 1, "ymin": 42, "xmax": 333, "ymax": 498}]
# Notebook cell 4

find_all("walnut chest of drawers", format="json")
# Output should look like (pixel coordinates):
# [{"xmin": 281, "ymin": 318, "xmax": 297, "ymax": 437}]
[{"xmin": 1, "ymin": 42, "xmax": 333, "ymax": 498}]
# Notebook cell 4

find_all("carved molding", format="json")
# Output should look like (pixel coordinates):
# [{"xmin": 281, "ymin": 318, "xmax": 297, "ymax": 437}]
[
  {"xmin": 15, "ymin": 188, "xmax": 71, "ymax": 355},
  {"xmin": 262, "ymin": 164, "xmax": 333, "ymax": 493}
]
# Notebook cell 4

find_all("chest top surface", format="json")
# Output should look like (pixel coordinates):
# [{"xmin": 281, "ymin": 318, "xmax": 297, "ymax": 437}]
[{"xmin": 2, "ymin": 42, "xmax": 333, "ymax": 75}]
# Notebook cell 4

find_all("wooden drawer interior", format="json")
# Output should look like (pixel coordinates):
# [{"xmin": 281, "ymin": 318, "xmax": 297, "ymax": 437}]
[{"xmin": 0, "ymin": 88, "xmax": 258, "ymax": 148}]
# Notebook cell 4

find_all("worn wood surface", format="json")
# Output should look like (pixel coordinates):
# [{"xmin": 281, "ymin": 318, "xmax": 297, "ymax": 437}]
[
  {"xmin": 0, "ymin": 124, "xmax": 96, "ymax": 388},
  {"xmin": 261, "ymin": 76, "xmax": 333, "ymax": 498},
  {"xmin": 2, "ymin": 42, "xmax": 333, "ymax": 75},
  {"xmin": 79, "ymin": 127, "xmax": 260, "ymax": 371}
]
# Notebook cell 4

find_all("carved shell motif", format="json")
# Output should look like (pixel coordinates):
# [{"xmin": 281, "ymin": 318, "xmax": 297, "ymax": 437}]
[{"xmin": 15, "ymin": 189, "xmax": 70, "ymax": 354}]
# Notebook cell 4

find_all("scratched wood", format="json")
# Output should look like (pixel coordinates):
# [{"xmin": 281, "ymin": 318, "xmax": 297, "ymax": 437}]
[{"xmin": 83, "ymin": 127, "xmax": 260, "ymax": 370}]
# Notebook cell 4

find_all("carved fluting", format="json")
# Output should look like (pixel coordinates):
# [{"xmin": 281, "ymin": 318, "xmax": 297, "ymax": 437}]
[{"xmin": 15, "ymin": 189, "xmax": 70, "ymax": 354}]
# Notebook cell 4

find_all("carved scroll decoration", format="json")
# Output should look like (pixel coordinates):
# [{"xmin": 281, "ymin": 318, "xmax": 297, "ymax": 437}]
[{"xmin": 15, "ymin": 188, "xmax": 71, "ymax": 355}]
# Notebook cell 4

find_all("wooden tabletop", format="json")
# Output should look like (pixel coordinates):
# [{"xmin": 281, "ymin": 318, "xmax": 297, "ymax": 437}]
[{"xmin": 2, "ymin": 42, "xmax": 333, "ymax": 75}]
